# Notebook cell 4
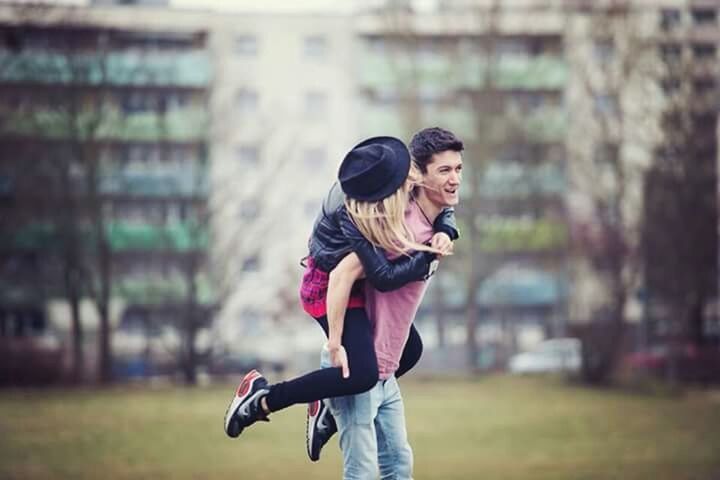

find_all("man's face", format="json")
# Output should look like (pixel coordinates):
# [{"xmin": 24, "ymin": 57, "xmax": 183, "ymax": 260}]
[{"xmin": 421, "ymin": 150, "xmax": 463, "ymax": 207}]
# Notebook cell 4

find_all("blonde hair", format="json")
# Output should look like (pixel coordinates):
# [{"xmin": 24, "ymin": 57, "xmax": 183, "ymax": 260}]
[{"xmin": 344, "ymin": 163, "xmax": 440, "ymax": 257}]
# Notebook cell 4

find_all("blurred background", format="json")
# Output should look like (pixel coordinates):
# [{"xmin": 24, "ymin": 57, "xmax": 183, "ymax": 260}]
[
  {"xmin": 2, "ymin": 1, "xmax": 720, "ymax": 478},
  {"xmin": 0, "ymin": 0, "xmax": 718, "ymax": 390}
]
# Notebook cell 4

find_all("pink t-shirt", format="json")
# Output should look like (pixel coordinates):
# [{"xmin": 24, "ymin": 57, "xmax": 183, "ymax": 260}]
[{"xmin": 365, "ymin": 200, "xmax": 435, "ymax": 380}]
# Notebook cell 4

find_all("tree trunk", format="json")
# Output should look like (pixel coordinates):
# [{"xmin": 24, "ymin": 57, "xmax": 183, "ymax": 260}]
[
  {"xmin": 68, "ymin": 282, "xmax": 83, "ymax": 384},
  {"xmin": 433, "ymin": 280, "xmax": 446, "ymax": 349},
  {"xmin": 182, "ymin": 256, "xmax": 199, "ymax": 385}
]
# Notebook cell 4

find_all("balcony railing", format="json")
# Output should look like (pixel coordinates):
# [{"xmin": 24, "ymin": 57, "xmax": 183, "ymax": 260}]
[
  {"xmin": 0, "ymin": 51, "xmax": 211, "ymax": 88},
  {"xmin": 3, "ymin": 107, "xmax": 208, "ymax": 142},
  {"xmin": 114, "ymin": 273, "xmax": 215, "ymax": 305},
  {"xmin": 479, "ymin": 217, "xmax": 568, "ymax": 253},
  {"xmin": 361, "ymin": 53, "xmax": 567, "ymax": 90},
  {"xmin": 7, "ymin": 221, "xmax": 208, "ymax": 252}
]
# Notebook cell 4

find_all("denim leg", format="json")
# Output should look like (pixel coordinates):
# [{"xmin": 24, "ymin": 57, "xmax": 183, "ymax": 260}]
[
  {"xmin": 323, "ymin": 347, "xmax": 381, "ymax": 480},
  {"xmin": 375, "ymin": 377, "xmax": 413, "ymax": 480}
]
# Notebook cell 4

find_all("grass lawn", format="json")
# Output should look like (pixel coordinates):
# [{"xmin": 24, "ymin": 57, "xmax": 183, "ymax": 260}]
[{"xmin": 1, "ymin": 375, "xmax": 719, "ymax": 480}]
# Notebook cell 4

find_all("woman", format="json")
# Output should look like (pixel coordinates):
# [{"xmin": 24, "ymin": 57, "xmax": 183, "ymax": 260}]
[{"xmin": 223, "ymin": 136, "xmax": 458, "ymax": 439}]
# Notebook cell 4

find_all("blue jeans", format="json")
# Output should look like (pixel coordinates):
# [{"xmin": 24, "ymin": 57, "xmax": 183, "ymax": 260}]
[{"xmin": 321, "ymin": 347, "xmax": 413, "ymax": 480}]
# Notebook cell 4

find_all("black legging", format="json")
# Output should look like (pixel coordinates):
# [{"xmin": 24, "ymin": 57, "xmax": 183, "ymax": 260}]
[{"xmin": 263, "ymin": 307, "xmax": 423, "ymax": 413}]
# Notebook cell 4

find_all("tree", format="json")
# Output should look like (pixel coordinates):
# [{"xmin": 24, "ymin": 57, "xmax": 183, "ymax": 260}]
[
  {"xmin": 0, "ymin": 3, "xmax": 109, "ymax": 383},
  {"xmin": 642, "ymin": 39, "xmax": 718, "ymax": 371},
  {"xmin": 0, "ymin": 2, "xmax": 180, "ymax": 383},
  {"xmin": 563, "ymin": 1, "xmax": 667, "ymax": 383}
]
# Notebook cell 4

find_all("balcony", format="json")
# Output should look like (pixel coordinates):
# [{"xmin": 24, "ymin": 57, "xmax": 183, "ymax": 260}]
[
  {"xmin": 114, "ymin": 272, "xmax": 215, "ymax": 306},
  {"xmin": 360, "ymin": 53, "xmax": 567, "ymax": 91},
  {"xmin": 0, "ymin": 51, "xmax": 211, "ymax": 88},
  {"xmin": 100, "ymin": 170, "xmax": 208, "ymax": 197},
  {"xmin": 478, "ymin": 217, "xmax": 568, "ymax": 253},
  {"xmin": 107, "ymin": 222, "xmax": 208, "ymax": 252},
  {"xmin": 7, "ymin": 221, "xmax": 208, "ymax": 253},
  {"xmin": 3, "ymin": 107, "xmax": 208, "ymax": 142},
  {"xmin": 479, "ymin": 161, "xmax": 565, "ymax": 198},
  {"xmin": 360, "ymin": 104, "xmax": 565, "ymax": 144}
]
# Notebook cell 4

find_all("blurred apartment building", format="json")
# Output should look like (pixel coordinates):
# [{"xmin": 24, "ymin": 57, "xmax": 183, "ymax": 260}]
[
  {"xmin": 0, "ymin": 0, "xmax": 716, "ymax": 378},
  {"xmin": 346, "ymin": 0, "xmax": 718, "ymax": 359},
  {"xmin": 0, "ymin": 1, "xmax": 357, "ymax": 376},
  {"xmin": 0, "ymin": 3, "xmax": 214, "ymax": 378},
  {"xmin": 563, "ymin": 0, "xmax": 719, "ymax": 349},
  {"xmin": 353, "ymin": 2, "xmax": 570, "ymax": 360}
]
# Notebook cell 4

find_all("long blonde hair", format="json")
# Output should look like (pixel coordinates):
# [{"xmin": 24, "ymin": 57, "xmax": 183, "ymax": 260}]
[{"xmin": 344, "ymin": 163, "xmax": 440, "ymax": 257}]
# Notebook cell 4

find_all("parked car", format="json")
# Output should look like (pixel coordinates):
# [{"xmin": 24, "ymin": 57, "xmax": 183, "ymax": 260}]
[
  {"xmin": 508, "ymin": 337, "xmax": 582, "ymax": 374},
  {"xmin": 622, "ymin": 343, "xmax": 720, "ymax": 383}
]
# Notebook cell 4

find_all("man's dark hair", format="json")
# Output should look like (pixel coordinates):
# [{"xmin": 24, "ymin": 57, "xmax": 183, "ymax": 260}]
[{"xmin": 409, "ymin": 127, "xmax": 464, "ymax": 173}]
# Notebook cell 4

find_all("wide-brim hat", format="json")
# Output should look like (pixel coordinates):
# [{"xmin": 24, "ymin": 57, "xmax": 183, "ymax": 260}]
[{"xmin": 338, "ymin": 136, "xmax": 411, "ymax": 202}]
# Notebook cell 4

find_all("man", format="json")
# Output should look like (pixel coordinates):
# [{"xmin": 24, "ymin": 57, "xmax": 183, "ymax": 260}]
[{"xmin": 307, "ymin": 127, "xmax": 464, "ymax": 478}]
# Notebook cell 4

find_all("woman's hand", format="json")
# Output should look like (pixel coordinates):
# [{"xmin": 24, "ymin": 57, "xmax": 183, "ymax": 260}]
[
  {"xmin": 430, "ymin": 232, "xmax": 453, "ymax": 256},
  {"xmin": 328, "ymin": 343, "xmax": 350, "ymax": 379}
]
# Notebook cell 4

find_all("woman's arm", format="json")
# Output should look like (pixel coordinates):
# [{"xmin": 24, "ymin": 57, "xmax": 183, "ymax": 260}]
[
  {"xmin": 339, "ymin": 209, "xmax": 435, "ymax": 292},
  {"xmin": 326, "ymin": 252, "xmax": 365, "ymax": 378}
]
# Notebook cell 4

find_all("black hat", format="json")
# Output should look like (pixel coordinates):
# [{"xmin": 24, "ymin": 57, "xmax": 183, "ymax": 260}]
[{"xmin": 338, "ymin": 136, "xmax": 411, "ymax": 202}]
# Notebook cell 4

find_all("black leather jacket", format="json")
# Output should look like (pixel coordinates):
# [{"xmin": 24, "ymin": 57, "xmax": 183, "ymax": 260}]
[{"xmin": 306, "ymin": 182, "xmax": 459, "ymax": 292}]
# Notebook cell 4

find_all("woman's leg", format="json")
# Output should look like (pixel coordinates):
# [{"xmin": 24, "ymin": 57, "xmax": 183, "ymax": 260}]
[
  {"xmin": 395, "ymin": 324, "xmax": 423, "ymax": 379},
  {"xmin": 263, "ymin": 308, "xmax": 379, "ymax": 413}
]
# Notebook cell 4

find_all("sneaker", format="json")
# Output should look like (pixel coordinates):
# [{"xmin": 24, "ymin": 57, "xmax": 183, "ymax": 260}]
[
  {"xmin": 223, "ymin": 369, "xmax": 270, "ymax": 438},
  {"xmin": 306, "ymin": 399, "xmax": 337, "ymax": 462}
]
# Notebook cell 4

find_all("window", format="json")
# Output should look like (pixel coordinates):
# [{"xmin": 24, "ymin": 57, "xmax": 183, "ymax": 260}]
[
  {"xmin": 659, "ymin": 43, "xmax": 682, "ymax": 63},
  {"xmin": 235, "ymin": 35, "xmax": 257, "ymax": 56},
  {"xmin": 366, "ymin": 36, "xmax": 386, "ymax": 54},
  {"xmin": 692, "ymin": 43, "xmax": 716, "ymax": 59},
  {"xmin": 593, "ymin": 142, "xmax": 619, "ymax": 167},
  {"xmin": 593, "ymin": 38, "xmax": 614, "ymax": 64},
  {"xmin": 418, "ymin": 86, "xmax": 443, "ymax": 105},
  {"xmin": 693, "ymin": 78, "xmax": 716, "ymax": 93},
  {"xmin": 236, "ymin": 145, "xmax": 259, "ymax": 166},
  {"xmin": 303, "ymin": 147, "xmax": 327, "ymax": 169},
  {"xmin": 239, "ymin": 199, "xmax": 260, "ymax": 221},
  {"xmin": 242, "ymin": 254, "xmax": 260, "ymax": 272},
  {"xmin": 528, "ymin": 38, "xmax": 547, "ymax": 57},
  {"xmin": 236, "ymin": 89, "xmax": 258, "ymax": 114},
  {"xmin": 417, "ymin": 38, "xmax": 443, "ymax": 61},
  {"xmin": 127, "ymin": 145, "xmax": 149, "ymax": 165},
  {"xmin": 691, "ymin": 8, "xmax": 717, "ymax": 25},
  {"xmin": 513, "ymin": 92, "xmax": 546, "ymax": 112},
  {"xmin": 305, "ymin": 91, "xmax": 327, "ymax": 118},
  {"xmin": 371, "ymin": 87, "xmax": 400, "ymax": 106},
  {"xmin": 496, "ymin": 38, "xmax": 529, "ymax": 57},
  {"xmin": 660, "ymin": 8, "xmax": 681, "ymax": 30},
  {"xmin": 304, "ymin": 35, "xmax": 327, "ymax": 59},
  {"xmin": 660, "ymin": 77, "xmax": 681, "ymax": 94},
  {"xmin": 121, "ymin": 91, "xmax": 151, "ymax": 113},
  {"xmin": 593, "ymin": 94, "xmax": 619, "ymax": 117}
]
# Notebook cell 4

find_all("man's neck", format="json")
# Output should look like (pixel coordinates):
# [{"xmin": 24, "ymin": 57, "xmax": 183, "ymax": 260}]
[{"xmin": 413, "ymin": 189, "xmax": 443, "ymax": 224}]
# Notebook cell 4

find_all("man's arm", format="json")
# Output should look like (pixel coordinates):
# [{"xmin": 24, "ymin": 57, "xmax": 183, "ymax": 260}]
[{"xmin": 327, "ymin": 252, "xmax": 365, "ymax": 378}]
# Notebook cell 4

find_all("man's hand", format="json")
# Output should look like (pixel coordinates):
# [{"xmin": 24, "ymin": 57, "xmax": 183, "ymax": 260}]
[
  {"xmin": 328, "ymin": 343, "xmax": 350, "ymax": 378},
  {"xmin": 431, "ymin": 232, "xmax": 453, "ymax": 256}
]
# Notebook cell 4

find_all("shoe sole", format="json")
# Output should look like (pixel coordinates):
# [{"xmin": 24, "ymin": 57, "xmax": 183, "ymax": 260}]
[
  {"xmin": 224, "ymin": 370, "xmax": 261, "ymax": 438},
  {"xmin": 306, "ymin": 402, "xmax": 318, "ymax": 461},
  {"xmin": 306, "ymin": 400, "xmax": 327, "ymax": 462}
]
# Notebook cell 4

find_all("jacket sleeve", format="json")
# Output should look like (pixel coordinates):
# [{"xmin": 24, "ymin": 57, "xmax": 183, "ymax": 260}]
[
  {"xmin": 433, "ymin": 207, "xmax": 460, "ymax": 241},
  {"xmin": 339, "ymin": 209, "xmax": 435, "ymax": 292}
]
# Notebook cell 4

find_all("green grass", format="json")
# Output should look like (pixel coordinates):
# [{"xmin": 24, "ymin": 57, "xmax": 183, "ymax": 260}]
[{"xmin": 1, "ymin": 375, "xmax": 719, "ymax": 479}]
